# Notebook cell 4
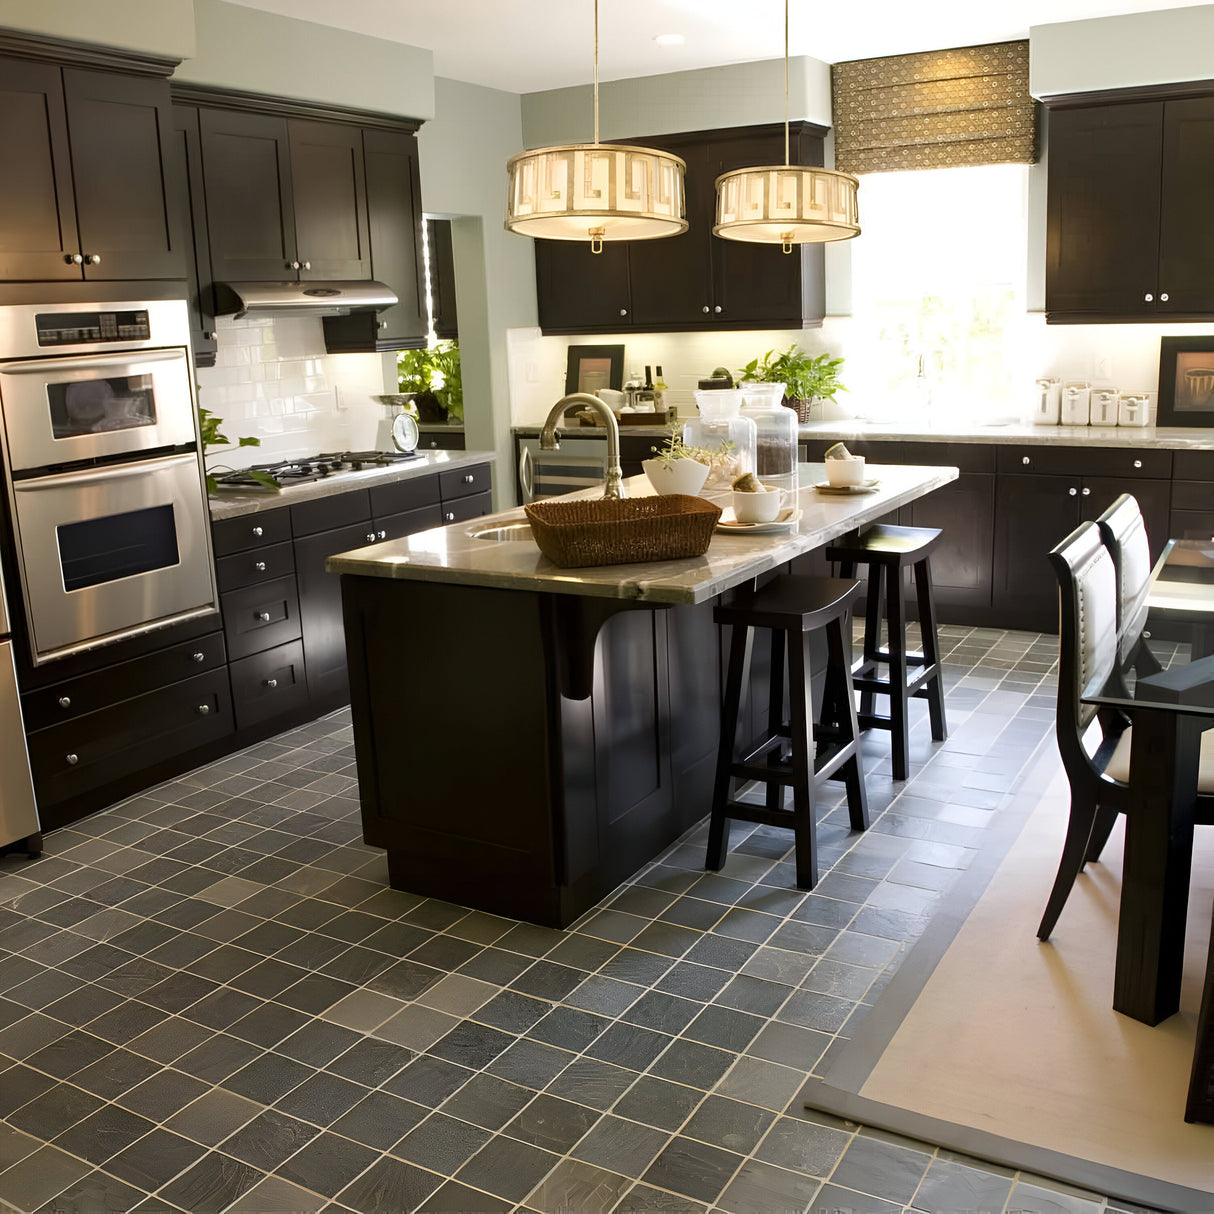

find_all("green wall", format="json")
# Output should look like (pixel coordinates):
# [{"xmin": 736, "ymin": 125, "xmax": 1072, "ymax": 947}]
[{"xmin": 0, "ymin": 0, "xmax": 194, "ymax": 58}]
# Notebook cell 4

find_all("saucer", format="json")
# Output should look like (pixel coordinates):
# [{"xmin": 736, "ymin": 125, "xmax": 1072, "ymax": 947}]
[
  {"xmin": 716, "ymin": 507, "xmax": 799, "ymax": 534},
  {"xmin": 812, "ymin": 478, "xmax": 881, "ymax": 494}
]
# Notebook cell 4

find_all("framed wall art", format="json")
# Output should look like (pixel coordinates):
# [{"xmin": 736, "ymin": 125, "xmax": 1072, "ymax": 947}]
[
  {"xmin": 564, "ymin": 344, "xmax": 624, "ymax": 396},
  {"xmin": 1157, "ymin": 336, "xmax": 1214, "ymax": 427}
]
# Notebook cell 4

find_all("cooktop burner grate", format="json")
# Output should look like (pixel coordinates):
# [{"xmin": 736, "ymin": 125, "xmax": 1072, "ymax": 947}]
[{"xmin": 211, "ymin": 448, "xmax": 423, "ymax": 489}]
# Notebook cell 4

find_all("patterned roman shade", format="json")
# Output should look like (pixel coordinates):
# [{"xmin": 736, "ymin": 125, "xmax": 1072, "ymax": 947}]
[{"xmin": 832, "ymin": 41, "xmax": 1037, "ymax": 174}]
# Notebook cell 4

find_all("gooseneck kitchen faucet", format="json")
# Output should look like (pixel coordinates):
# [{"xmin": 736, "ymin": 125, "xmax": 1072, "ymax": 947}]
[{"xmin": 539, "ymin": 393, "xmax": 624, "ymax": 499}]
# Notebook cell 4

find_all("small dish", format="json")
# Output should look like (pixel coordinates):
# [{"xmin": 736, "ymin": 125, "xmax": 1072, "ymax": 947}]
[
  {"xmin": 812, "ymin": 479, "xmax": 881, "ymax": 495},
  {"xmin": 716, "ymin": 507, "xmax": 799, "ymax": 534}
]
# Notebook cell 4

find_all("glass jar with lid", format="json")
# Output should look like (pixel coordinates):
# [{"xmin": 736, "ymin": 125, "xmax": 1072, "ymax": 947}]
[
  {"xmin": 738, "ymin": 381, "xmax": 798, "ymax": 498},
  {"xmin": 684, "ymin": 389, "xmax": 757, "ymax": 489}
]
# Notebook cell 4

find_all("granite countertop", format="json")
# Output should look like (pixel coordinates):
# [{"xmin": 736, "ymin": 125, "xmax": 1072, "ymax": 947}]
[
  {"xmin": 326, "ymin": 461, "xmax": 958, "ymax": 606},
  {"xmin": 513, "ymin": 420, "xmax": 1214, "ymax": 450},
  {"xmin": 208, "ymin": 449, "xmax": 496, "ymax": 521}
]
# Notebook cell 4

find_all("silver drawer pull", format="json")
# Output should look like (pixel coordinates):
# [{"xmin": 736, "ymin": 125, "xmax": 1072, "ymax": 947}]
[
  {"xmin": 445, "ymin": 511, "xmax": 455, "ymax": 521},
  {"xmin": 377, "ymin": 530, "xmax": 387, "ymax": 540},
  {"xmin": 1160, "ymin": 292, "xmax": 1169, "ymax": 302},
  {"xmin": 1021, "ymin": 456, "xmax": 1030, "ymax": 465},
  {"xmin": 264, "ymin": 678, "xmax": 278, "ymax": 689},
  {"xmin": 1068, "ymin": 487, "xmax": 1078, "ymax": 496},
  {"xmin": 256, "ymin": 611, "xmax": 271, "ymax": 622},
  {"xmin": 462, "ymin": 474, "xmax": 474, "ymax": 484},
  {"xmin": 1145, "ymin": 293, "xmax": 1154, "ymax": 302},
  {"xmin": 65, "ymin": 253, "xmax": 83, "ymax": 265},
  {"xmin": 66, "ymin": 753, "xmax": 78, "ymax": 765},
  {"xmin": 702, "ymin": 305, "xmax": 710, "ymax": 314},
  {"xmin": 366, "ymin": 532, "xmax": 377, "ymax": 543},
  {"xmin": 252, "ymin": 525, "xmax": 264, "ymax": 537},
  {"xmin": 58, "ymin": 696, "xmax": 71, "ymax": 709},
  {"xmin": 197, "ymin": 704, "xmax": 211, "ymax": 715},
  {"xmin": 193, "ymin": 652, "xmax": 205, "ymax": 663},
  {"xmin": 83, "ymin": 253, "xmax": 101, "ymax": 265},
  {"xmin": 1082, "ymin": 487, "xmax": 1091, "ymax": 496},
  {"xmin": 255, "ymin": 561, "xmax": 267, "ymax": 572},
  {"xmin": 1133, "ymin": 459, "xmax": 1142, "ymax": 469},
  {"xmin": 619, "ymin": 308, "xmax": 627, "ymax": 317}
]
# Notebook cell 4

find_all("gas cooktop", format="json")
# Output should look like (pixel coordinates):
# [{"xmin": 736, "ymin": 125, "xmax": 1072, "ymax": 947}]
[{"xmin": 211, "ymin": 449, "xmax": 423, "ymax": 489}]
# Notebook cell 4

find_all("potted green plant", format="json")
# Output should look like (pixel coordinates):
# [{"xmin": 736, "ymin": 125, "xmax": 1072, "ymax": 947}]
[
  {"xmin": 737, "ymin": 345, "xmax": 847, "ymax": 423},
  {"xmin": 642, "ymin": 426, "xmax": 737, "ymax": 495},
  {"xmin": 396, "ymin": 340, "xmax": 463, "ymax": 424},
  {"xmin": 198, "ymin": 406, "xmax": 276, "ymax": 493}
]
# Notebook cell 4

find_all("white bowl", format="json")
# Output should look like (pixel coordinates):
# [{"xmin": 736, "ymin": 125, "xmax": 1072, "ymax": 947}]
[
  {"xmin": 642, "ymin": 457, "xmax": 709, "ymax": 497},
  {"xmin": 826, "ymin": 456, "xmax": 866, "ymax": 486},
  {"xmin": 733, "ymin": 485, "xmax": 782, "ymax": 523}
]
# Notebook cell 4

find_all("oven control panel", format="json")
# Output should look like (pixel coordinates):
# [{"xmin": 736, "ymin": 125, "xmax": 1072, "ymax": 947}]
[{"xmin": 36, "ymin": 310, "xmax": 151, "ymax": 347}]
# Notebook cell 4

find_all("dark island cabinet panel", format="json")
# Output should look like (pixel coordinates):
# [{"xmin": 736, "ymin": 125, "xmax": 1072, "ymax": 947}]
[
  {"xmin": 904, "ymin": 473, "xmax": 996, "ymax": 615},
  {"xmin": 288, "ymin": 119, "xmax": 370, "ymax": 281},
  {"xmin": 199, "ymin": 108, "xmax": 297, "ymax": 282},
  {"xmin": 0, "ymin": 57, "xmax": 79, "ymax": 280}
]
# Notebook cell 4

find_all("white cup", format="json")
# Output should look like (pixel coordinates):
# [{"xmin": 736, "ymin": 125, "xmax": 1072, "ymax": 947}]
[
  {"xmin": 826, "ymin": 456, "xmax": 866, "ymax": 486},
  {"xmin": 733, "ymin": 485, "xmax": 783, "ymax": 523}
]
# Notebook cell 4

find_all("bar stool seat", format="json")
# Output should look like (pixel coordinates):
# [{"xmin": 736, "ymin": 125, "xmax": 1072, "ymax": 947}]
[
  {"xmin": 708, "ymin": 574, "xmax": 869, "ymax": 890},
  {"xmin": 825, "ymin": 524, "xmax": 948, "ymax": 780}
]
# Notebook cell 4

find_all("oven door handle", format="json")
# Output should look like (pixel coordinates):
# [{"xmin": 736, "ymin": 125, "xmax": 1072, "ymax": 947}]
[
  {"xmin": 0, "ymin": 349, "xmax": 187, "ymax": 375},
  {"xmin": 12, "ymin": 452, "xmax": 197, "ymax": 491}
]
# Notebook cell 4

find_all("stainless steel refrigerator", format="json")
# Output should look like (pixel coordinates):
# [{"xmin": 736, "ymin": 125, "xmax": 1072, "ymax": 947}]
[{"xmin": 0, "ymin": 558, "xmax": 40, "ymax": 855}]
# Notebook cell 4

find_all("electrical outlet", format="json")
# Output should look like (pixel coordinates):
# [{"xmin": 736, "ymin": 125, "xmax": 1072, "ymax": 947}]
[{"xmin": 526, "ymin": 359, "xmax": 540, "ymax": 383}]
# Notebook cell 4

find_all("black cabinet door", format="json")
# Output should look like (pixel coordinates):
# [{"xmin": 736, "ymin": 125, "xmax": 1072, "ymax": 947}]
[
  {"xmin": 993, "ymin": 473, "xmax": 1082, "ymax": 631},
  {"xmin": 1081, "ymin": 477, "xmax": 1172, "ymax": 564},
  {"xmin": 63, "ymin": 69, "xmax": 183, "ymax": 281},
  {"xmin": 428, "ymin": 217, "xmax": 458, "ymax": 339},
  {"xmin": 534, "ymin": 238, "xmax": 632, "ymax": 332},
  {"xmin": 200, "ymin": 108, "xmax": 297, "ymax": 281},
  {"xmin": 0, "ymin": 57, "xmax": 79, "ymax": 281},
  {"xmin": 1045, "ymin": 103, "xmax": 1163, "ymax": 316},
  {"xmin": 294, "ymin": 521, "xmax": 374, "ymax": 709},
  {"xmin": 363, "ymin": 128, "xmax": 426, "ymax": 345},
  {"xmin": 904, "ymin": 473, "xmax": 996, "ymax": 617},
  {"xmin": 288, "ymin": 119, "xmax": 370, "ymax": 280},
  {"xmin": 170, "ymin": 106, "xmax": 217, "ymax": 365},
  {"xmin": 1157, "ymin": 96, "xmax": 1214, "ymax": 315}
]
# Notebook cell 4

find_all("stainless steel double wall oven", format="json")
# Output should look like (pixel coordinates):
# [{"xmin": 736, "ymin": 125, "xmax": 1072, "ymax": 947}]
[{"xmin": 0, "ymin": 294, "xmax": 218, "ymax": 666}]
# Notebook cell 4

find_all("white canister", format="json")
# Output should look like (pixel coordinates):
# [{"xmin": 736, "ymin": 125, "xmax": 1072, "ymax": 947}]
[
  {"xmin": 1032, "ymin": 378, "xmax": 1061, "ymax": 425},
  {"xmin": 1090, "ymin": 388, "xmax": 1119, "ymax": 426},
  {"xmin": 1119, "ymin": 393, "xmax": 1151, "ymax": 428},
  {"xmin": 1061, "ymin": 381, "xmax": 1091, "ymax": 426}
]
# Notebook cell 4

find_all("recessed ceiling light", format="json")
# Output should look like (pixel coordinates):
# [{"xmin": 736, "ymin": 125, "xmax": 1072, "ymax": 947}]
[{"xmin": 654, "ymin": 33, "xmax": 685, "ymax": 47}]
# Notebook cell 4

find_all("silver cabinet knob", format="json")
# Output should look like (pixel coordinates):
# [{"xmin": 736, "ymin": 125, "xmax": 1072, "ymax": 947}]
[
  {"xmin": 1133, "ymin": 459, "xmax": 1142, "ymax": 469},
  {"xmin": 256, "ymin": 611, "xmax": 271, "ymax": 622},
  {"xmin": 83, "ymin": 253, "xmax": 101, "ymax": 265},
  {"xmin": 1022, "ymin": 456, "xmax": 1031, "ymax": 466},
  {"xmin": 366, "ymin": 532, "xmax": 376, "ymax": 543},
  {"xmin": 65, "ymin": 253, "xmax": 83, "ymax": 265},
  {"xmin": 1068, "ymin": 486, "xmax": 1078, "ymax": 496},
  {"xmin": 379, "ymin": 320, "xmax": 388, "ymax": 329},
  {"xmin": 264, "ymin": 678, "xmax": 278, "ymax": 689},
  {"xmin": 714, "ymin": 305, "xmax": 722, "ymax": 313},
  {"xmin": 252, "ymin": 525, "xmax": 263, "ymax": 537},
  {"xmin": 1082, "ymin": 486, "xmax": 1091, "ymax": 496},
  {"xmin": 1160, "ymin": 292, "xmax": 1169, "ymax": 302},
  {"xmin": 255, "ymin": 561, "xmax": 266, "ymax": 572},
  {"xmin": 618, "ymin": 308, "xmax": 628, "ymax": 316},
  {"xmin": 702, "ymin": 306, "xmax": 711, "ymax": 314},
  {"xmin": 377, "ymin": 530, "xmax": 387, "ymax": 540},
  {"xmin": 58, "ymin": 696, "xmax": 71, "ymax": 709},
  {"xmin": 66, "ymin": 753, "xmax": 78, "ymax": 765},
  {"xmin": 289, "ymin": 260, "xmax": 301, "ymax": 270},
  {"xmin": 193, "ymin": 652, "xmax": 205, "ymax": 663},
  {"xmin": 462, "ymin": 474, "xmax": 474, "ymax": 484},
  {"xmin": 301, "ymin": 261, "xmax": 311, "ymax": 270},
  {"xmin": 1145, "ymin": 293, "xmax": 1154, "ymax": 302},
  {"xmin": 196, "ymin": 704, "xmax": 211, "ymax": 714},
  {"xmin": 445, "ymin": 511, "xmax": 455, "ymax": 521}
]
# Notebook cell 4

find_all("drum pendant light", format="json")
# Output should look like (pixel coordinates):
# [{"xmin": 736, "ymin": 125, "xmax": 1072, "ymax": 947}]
[
  {"xmin": 505, "ymin": 0, "xmax": 688, "ymax": 253},
  {"xmin": 713, "ymin": 0, "xmax": 860, "ymax": 253}
]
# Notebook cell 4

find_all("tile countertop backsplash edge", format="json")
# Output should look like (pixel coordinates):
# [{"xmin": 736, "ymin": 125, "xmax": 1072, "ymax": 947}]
[
  {"xmin": 511, "ymin": 421, "xmax": 1214, "ymax": 449},
  {"xmin": 207, "ymin": 450, "xmax": 497, "ymax": 521}
]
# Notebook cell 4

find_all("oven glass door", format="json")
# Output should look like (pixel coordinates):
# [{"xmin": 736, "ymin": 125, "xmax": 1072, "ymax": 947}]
[
  {"xmin": 11, "ymin": 453, "xmax": 218, "ymax": 663},
  {"xmin": 0, "ymin": 347, "xmax": 196, "ymax": 471}
]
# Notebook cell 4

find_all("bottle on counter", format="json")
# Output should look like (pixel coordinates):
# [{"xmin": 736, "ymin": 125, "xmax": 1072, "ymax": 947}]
[{"xmin": 653, "ymin": 366, "xmax": 668, "ymax": 413}]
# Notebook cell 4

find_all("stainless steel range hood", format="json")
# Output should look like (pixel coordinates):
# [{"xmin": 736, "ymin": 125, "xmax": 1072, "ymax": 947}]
[{"xmin": 213, "ymin": 280, "xmax": 398, "ymax": 320}]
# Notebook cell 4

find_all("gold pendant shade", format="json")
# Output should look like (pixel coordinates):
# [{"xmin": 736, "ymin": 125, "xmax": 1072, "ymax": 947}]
[{"xmin": 714, "ymin": 164, "xmax": 860, "ymax": 249}]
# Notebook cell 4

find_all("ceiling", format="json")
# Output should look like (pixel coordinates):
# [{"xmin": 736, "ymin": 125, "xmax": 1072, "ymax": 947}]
[{"xmin": 224, "ymin": 0, "xmax": 1210, "ymax": 93}]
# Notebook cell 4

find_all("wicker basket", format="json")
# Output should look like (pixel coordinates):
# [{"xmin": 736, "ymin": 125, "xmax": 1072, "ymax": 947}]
[
  {"xmin": 786, "ymin": 397, "xmax": 815, "ymax": 424},
  {"xmin": 523, "ymin": 495, "xmax": 722, "ymax": 568}
]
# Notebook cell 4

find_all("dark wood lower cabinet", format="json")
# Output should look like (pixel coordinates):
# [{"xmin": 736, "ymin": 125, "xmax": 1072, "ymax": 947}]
[{"xmin": 229, "ymin": 640, "xmax": 309, "ymax": 729}]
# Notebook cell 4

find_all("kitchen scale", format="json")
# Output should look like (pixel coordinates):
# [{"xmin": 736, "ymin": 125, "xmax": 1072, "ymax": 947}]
[{"xmin": 374, "ymin": 393, "xmax": 420, "ymax": 452}]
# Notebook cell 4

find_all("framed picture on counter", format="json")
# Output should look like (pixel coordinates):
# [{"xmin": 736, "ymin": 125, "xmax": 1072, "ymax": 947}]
[
  {"xmin": 1157, "ymin": 336, "xmax": 1214, "ymax": 427},
  {"xmin": 565, "ymin": 344, "xmax": 624, "ymax": 397}
]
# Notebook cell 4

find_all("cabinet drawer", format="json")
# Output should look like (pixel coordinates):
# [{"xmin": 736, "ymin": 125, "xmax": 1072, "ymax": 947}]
[
  {"xmin": 1171, "ymin": 480, "xmax": 1213, "ymax": 512},
  {"xmin": 997, "ymin": 446, "xmax": 1172, "ymax": 478},
  {"xmin": 375, "ymin": 504, "xmax": 444, "ymax": 541},
  {"xmin": 1174, "ymin": 451, "xmax": 1214, "ymax": 481},
  {"xmin": 27, "ymin": 668, "xmax": 233, "ymax": 805},
  {"xmin": 22, "ymin": 631, "xmax": 227, "ymax": 732},
  {"xmin": 369, "ymin": 473, "xmax": 440, "ymax": 517},
  {"xmin": 291, "ymin": 490, "xmax": 371, "ymax": 538},
  {"xmin": 221, "ymin": 575, "xmax": 301, "ymax": 660},
  {"xmin": 216, "ymin": 540, "xmax": 295, "ymax": 593},
  {"xmin": 439, "ymin": 491, "xmax": 493, "ymax": 524},
  {"xmin": 229, "ymin": 640, "xmax": 309, "ymax": 730},
  {"xmin": 1170, "ymin": 509, "xmax": 1214, "ymax": 541},
  {"xmin": 212, "ymin": 507, "xmax": 292, "ymax": 556},
  {"xmin": 439, "ymin": 463, "xmax": 492, "ymax": 501}
]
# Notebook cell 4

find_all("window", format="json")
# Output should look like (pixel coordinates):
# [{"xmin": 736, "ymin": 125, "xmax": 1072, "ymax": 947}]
[{"xmin": 847, "ymin": 164, "xmax": 1030, "ymax": 421}]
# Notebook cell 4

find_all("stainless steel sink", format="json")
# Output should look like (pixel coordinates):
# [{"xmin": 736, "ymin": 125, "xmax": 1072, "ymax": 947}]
[{"xmin": 468, "ymin": 522, "xmax": 535, "ymax": 542}]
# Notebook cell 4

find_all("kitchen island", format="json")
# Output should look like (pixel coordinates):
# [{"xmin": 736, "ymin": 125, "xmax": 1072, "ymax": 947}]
[{"xmin": 328, "ymin": 462, "xmax": 957, "ymax": 926}]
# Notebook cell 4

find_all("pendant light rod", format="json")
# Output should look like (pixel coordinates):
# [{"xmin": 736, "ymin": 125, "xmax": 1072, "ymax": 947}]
[
  {"xmin": 593, "ymin": 0, "xmax": 600, "ymax": 145},
  {"xmin": 784, "ymin": 0, "xmax": 790, "ymax": 168}
]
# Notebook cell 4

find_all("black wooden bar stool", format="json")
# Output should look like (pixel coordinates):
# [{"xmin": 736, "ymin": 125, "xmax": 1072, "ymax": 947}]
[
  {"xmin": 707, "ymin": 575, "xmax": 870, "ymax": 890},
  {"xmin": 825, "ymin": 524, "xmax": 948, "ymax": 780}
]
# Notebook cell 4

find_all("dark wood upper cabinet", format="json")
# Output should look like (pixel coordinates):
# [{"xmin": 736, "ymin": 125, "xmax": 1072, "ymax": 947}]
[
  {"xmin": 288, "ymin": 119, "xmax": 370, "ymax": 280},
  {"xmin": 1045, "ymin": 94, "xmax": 1214, "ymax": 320},
  {"xmin": 0, "ymin": 58, "xmax": 182, "ymax": 282},
  {"xmin": 170, "ymin": 105, "xmax": 217, "ymax": 366},
  {"xmin": 428, "ymin": 217, "xmax": 458, "ymax": 340},
  {"xmin": 534, "ymin": 122, "xmax": 827, "ymax": 335},
  {"xmin": 199, "ymin": 108, "xmax": 297, "ymax": 282}
]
